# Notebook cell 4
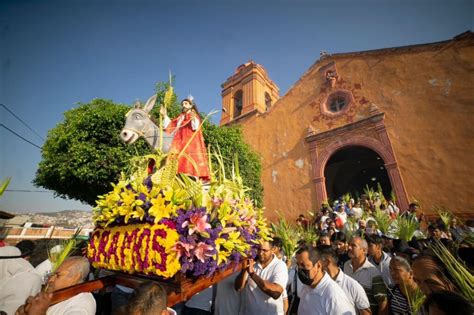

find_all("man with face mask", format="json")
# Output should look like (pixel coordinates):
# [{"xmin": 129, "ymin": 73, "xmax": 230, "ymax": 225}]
[
  {"xmin": 295, "ymin": 245, "xmax": 355, "ymax": 315},
  {"xmin": 235, "ymin": 240, "xmax": 288, "ymax": 315}
]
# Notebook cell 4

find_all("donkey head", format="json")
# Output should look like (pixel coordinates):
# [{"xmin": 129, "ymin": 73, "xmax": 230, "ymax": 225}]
[{"xmin": 120, "ymin": 95, "xmax": 157, "ymax": 145}]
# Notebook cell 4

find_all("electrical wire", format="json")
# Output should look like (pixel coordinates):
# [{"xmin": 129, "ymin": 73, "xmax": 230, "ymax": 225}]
[
  {"xmin": 0, "ymin": 103, "xmax": 45, "ymax": 141},
  {"xmin": 5, "ymin": 189, "xmax": 50, "ymax": 193},
  {"xmin": 0, "ymin": 123, "xmax": 42, "ymax": 149}
]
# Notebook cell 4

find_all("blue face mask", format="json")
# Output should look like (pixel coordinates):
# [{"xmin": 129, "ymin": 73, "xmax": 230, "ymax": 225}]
[{"xmin": 297, "ymin": 267, "xmax": 313, "ymax": 286}]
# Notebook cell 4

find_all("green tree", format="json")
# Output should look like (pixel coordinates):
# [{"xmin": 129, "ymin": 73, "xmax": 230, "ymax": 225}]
[
  {"xmin": 203, "ymin": 122, "xmax": 264, "ymax": 207},
  {"xmin": 34, "ymin": 99, "xmax": 149, "ymax": 205},
  {"xmin": 35, "ymin": 83, "xmax": 263, "ymax": 207}
]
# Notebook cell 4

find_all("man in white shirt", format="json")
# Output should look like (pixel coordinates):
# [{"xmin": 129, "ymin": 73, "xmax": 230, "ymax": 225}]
[
  {"xmin": 366, "ymin": 235, "xmax": 393, "ymax": 287},
  {"xmin": 0, "ymin": 246, "xmax": 42, "ymax": 315},
  {"xmin": 318, "ymin": 245, "xmax": 372, "ymax": 315},
  {"xmin": 235, "ymin": 240, "xmax": 288, "ymax": 315},
  {"xmin": 344, "ymin": 237, "xmax": 388, "ymax": 315},
  {"xmin": 295, "ymin": 245, "xmax": 355, "ymax": 315},
  {"xmin": 16, "ymin": 256, "xmax": 96, "ymax": 315}
]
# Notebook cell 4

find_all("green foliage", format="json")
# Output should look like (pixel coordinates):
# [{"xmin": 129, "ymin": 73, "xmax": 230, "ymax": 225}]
[
  {"xmin": 151, "ymin": 80, "xmax": 181, "ymax": 119},
  {"xmin": 429, "ymin": 240, "xmax": 474, "ymax": 302},
  {"xmin": 404, "ymin": 285, "xmax": 425, "ymax": 314},
  {"xmin": 434, "ymin": 206, "xmax": 453, "ymax": 228},
  {"xmin": 297, "ymin": 224, "xmax": 319, "ymax": 246},
  {"xmin": 342, "ymin": 193, "xmax": 352, "ymax": 204},
  {"xmin": 364, "ymin": 185, "xmax": 376, "ymax": 202},
  {"xmin": 203, "ymin": 123, "xmax": 263, "ymax": 207},
  {"xmin": 34, "ymin": 99, "xmax": 150, "ymax": 205},
  {"xmin": 392, "ymin": 214, "xmax": 419, "ymax": 241},
  {"xmin": 373, "ymin": 207, "xmax": 393, "ymax": 234},
  {"xmin": 0, "ymin": 177, "xmax": 11, "ymax": 197},
  {"xmin": 271, "ymin": 215, "xmax": 299, "ymax": 258}
]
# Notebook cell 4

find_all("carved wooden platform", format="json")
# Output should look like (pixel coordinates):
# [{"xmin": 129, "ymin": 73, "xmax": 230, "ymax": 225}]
[{"xmin": 51, "ymin": 260, "xmax": 247, "ymax": 307}]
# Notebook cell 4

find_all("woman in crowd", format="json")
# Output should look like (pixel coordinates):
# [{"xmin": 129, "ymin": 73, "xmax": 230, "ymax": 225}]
[
  {"xmin": 411, "ymin": 255, "xmax": 456, "ymax": 296},
  {"xmin": 387, "ymin": 256, "xmax": 419, "ymax": 315}
]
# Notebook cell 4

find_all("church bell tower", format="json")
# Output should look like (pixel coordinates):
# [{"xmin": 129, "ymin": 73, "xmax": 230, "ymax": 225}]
[{"xmin": 220, "ymin": 61, "xmax": 279, "ymax": 125}]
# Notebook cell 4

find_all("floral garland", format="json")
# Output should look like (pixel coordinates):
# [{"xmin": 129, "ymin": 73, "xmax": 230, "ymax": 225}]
[{"xmin": 88, "ymin": 222, "xmax": 181, "ymax": 278}]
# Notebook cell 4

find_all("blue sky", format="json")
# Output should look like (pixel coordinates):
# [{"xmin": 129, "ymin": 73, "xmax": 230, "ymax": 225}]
[{"xmin": 0, "ymin": 0, "xmax": 472, "ymax": 213}]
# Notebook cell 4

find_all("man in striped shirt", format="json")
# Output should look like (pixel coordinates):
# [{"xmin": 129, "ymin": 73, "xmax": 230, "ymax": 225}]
[{"xmin": 344, "ymin": 237, "xmax": 389, "ymax": 315}]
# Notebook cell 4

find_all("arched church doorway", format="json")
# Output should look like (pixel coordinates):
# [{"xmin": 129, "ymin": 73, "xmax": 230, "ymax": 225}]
[{"xmin": 324, "ymin": 146, "xmax": 392, "ymax": 202}]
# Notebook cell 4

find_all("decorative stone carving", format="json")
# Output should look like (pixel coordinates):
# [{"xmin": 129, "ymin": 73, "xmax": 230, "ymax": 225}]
[{"xmin": 319, "ymin": 62, "xmax": 339, "ymax": 88}]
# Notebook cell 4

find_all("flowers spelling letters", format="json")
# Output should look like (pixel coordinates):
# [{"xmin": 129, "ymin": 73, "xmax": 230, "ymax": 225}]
[{"xmin": 88, "ymin": 223, "xmax": 180, "ymax": 278}]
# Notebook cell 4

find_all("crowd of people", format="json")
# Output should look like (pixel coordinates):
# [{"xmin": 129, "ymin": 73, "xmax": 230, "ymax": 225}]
[{"xmin": 0, "ymin": 199, "xmax": 472, "ymax": 315}]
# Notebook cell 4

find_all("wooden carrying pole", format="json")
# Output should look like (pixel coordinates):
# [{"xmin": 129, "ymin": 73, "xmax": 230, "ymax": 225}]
[{"xmin": 51, "ymin": 260, "xmax": 247, "ymax": 307}]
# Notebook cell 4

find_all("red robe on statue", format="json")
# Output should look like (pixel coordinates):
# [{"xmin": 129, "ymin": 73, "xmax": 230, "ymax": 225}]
[{"xmin": 165, "ymin": 112, "xmax": 210, "ymax": 181}]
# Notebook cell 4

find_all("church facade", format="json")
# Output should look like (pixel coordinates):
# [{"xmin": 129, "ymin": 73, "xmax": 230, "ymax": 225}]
[{"xmin": 220, "ymin": 32, "xmax": 474, "ymax": 221}]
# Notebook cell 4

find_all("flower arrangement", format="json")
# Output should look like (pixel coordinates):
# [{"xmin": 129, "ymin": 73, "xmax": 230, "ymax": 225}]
[{"xmin": 88, "ymin": 152, "xmax": 270, "ymax": 279}]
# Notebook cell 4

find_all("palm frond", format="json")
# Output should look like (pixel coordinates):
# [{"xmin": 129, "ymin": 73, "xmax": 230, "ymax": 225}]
[
  {"xmin": 373, "ymin": 207, "xmax": 393, "ymax": 234},
  {"xmin": 0, "ymin": 177, "xmax": 11, "ymax": 197},
  {"xmin": 175, "ymin": 173, "xmax": 203, "ymax": 206},
  {"xmin": 392, "ymin": 215, "xmax": 419, "ymax": 241},
  {"xmin": 434, "ymin": 206, "xmax": 452, "ymax": 228},
  {"xmin": 404, "ymin": 284, "xmax": 425, "ymax": 314},
  {"xmin": 297, "ymin": 224, "xmax": 319, "ymax": 246},
  {"xmin": 271, "ymin": 215, "xmax": 299, "ymax": 259},
  {"xmin": 429, "ymin": 240, "xmax": 474, "ymax": 302}
]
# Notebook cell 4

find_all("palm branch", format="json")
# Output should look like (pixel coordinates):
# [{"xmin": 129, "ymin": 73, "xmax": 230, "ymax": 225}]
[
  {"xmin": 0, "ymin": 177, "xmax": 11, "ymax": 197},
  {"xmin": 404, "ymin": 284, "xmax": 425, "ymax": 314},
  {"xmin": 429, "ymin": 240, "xmax": 474, "ymax": 302},
  {"xmin": 392, "ymin": 215, "xmax": 419, "ymax": 241},
  {"xmin": 271, "ymin": 215, "xmax": 299, "ymax": 259},
  {"xmin": 297, "ymin": 224, "xmax": 319, "ymax": 246},
  {"xmin": 434, "ymin": 206, "xmax": 452, "ymax": 228},
  {"xmin": 373, "ymin": 207, "xmax": 393, "ymax": 234}
]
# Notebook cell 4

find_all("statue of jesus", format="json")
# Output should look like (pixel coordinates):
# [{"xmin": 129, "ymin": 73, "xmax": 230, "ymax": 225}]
[{"xmin": 160, "ymin": 97, "xmax": 210, "ymax": 181}]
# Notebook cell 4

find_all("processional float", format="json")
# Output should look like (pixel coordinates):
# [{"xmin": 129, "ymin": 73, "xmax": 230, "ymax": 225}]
[{"xmin": 52, "ymin": 87, "xmax": 270, "ymax": 306}]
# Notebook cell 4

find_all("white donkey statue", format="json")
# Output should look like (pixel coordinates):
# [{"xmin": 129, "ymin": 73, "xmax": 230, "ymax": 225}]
[{"xmin": 120, "ymin": 95, "xmax": 174, "ymax": 152}]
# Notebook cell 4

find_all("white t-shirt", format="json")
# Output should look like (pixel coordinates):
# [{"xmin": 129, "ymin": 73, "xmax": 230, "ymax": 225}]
[
  {"xmin": 351, "ymin": 207, "xmax": 363, "ymax": 219},
  {"xmin": 334, "ymin": 269, "xmax": 371, "ymax": 311},
  {"xmin": 185, "ymin": 286, "xmax": 213, "ymax": 312},
  {"xmin": 297, "ymin": 272, "xmax": 356, "ymax": 315},
  {"xmin": 47, "ymin": 292, "xmax": 96, "ymax": 315},
  {"xmin": 215, "ymin": 273, "xmax": 240, "ymax": 315},
  {"xmin": 240, "ymin": 255, "xmax": 288, "ymax": 315},
  {"xmin": 0, "ymin": 269, "xmax": 42, "ymax": 315}
]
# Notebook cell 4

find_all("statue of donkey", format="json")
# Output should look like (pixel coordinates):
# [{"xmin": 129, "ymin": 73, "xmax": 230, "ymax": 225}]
[{"xmin": 120, "ymin": 95, "xmax": 174, "ymax": 152}]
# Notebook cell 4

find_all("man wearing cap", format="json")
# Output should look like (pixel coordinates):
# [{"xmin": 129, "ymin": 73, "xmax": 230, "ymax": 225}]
[{"xmin": 0, "ymin": 246, "xmax": 42, "ymax": 315}]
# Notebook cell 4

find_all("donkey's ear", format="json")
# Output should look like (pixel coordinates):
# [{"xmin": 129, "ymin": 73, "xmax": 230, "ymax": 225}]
[
  {"xmin": 143, "ymin": 95, "xmax": 157, "ymax": 113},
  {"xmin": 133, "ymin": 100, "xmax": 141, "ymax": 109}
]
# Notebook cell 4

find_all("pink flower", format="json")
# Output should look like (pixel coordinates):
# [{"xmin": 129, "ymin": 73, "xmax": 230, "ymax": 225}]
[
  {"xmin": 193, "ymin": 242, "xmax": 214, "ymax": 262},
  {"xmin": 183, "ymin": 213, "xmax": 211, "ymax": 235},
  {"xmin": 174, "ymin": 241, "xmax": 194, "ymax": 259}
]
